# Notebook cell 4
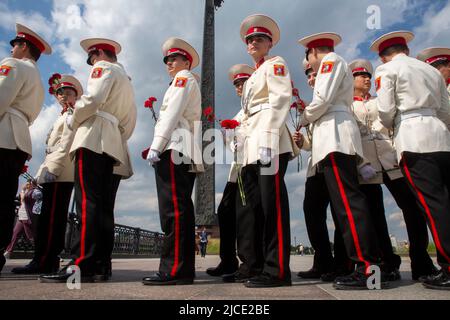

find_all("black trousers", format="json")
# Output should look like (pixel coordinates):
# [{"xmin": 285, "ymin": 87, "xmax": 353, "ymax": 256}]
[
  {"xmin": 155, "ymin": 150, "xmax": 196, "ymax": 278},
  {"xmin": 320, "ymin": 152, "xmax": 381, "ymax": 269},
  {"xmin": 383, "ymin": 173, "xmax": 435, "ymax": 273},
  {"xmin": 72, "ymin": 148, "xmax": 114, "ymax": 274},
  {"xmin": 34, "ymin": 182, "xmax": 73, "ymax": 270},
  {"xmin": 0, "ymin": 148, "xmax": 27, "ymax": 254},
  {"xmin": 217, "ymin": 182, "xmax": 238, "ymax": 268},
  {"xmin": 303, "ymin": 173, "xmax": 352, "ymax": 274},
  {"xmin": 236, "ymin": 165, "xmax": 264, "ymax": 276},
  {"xmin": 242, "ymin": 153, "xmax": 291, "ymax": 280},
  {"xmin": 359, "ymin": 184, "xmax": 401, "ymax": 271},
  {"xmin": 401, "ymin": 152, "xmax": 450, "ymax": 272}
]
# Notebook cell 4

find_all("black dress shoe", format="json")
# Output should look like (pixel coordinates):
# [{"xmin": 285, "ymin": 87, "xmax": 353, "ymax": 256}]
[
  {"xmin": 333, "ymin": 270, "xmax": 389, "ymax": 290},
  {"xmin": 11, "ymin": 261, "xmax": 42, "ymax": 274},
  {"xmin": 385, "ymin": 269, "xmax": 401, "ymax": 282},
  {"xmin": 206, "ymin": 261, "xmax": 238, "ymax": 277},
  {"xmin": 0, "ymin": 254, "xmax": 5, "ymax": 274},
  {"xmin": 222, "ymin": 271, "xmax": 252, "ymax": 283},
  {"xmin": 320, "ymin": 269, "xmax": 353, "ymax": 282},
  {"xmin": 244, "ymin": 273, "xmax": 291, "ymax": 288},
  {"xmin": 39, "ymin": 266, "xmax": 94, "ymax": 283},
  {"xmin": 297, "ymin": 268, "xmax": 322, "ymax": 279},
  {"xmin": 412, "ymin": 265, "xmax": 439, "ymax": 281},
  {"xmin": 94, "ymin": 261, "xmax": 112, "ymax": 282},
  {"xmin": 422, "ymin": 269, "xmax": 450, "ymax": 290},
  {"xmin": 142, "ymin": 272, "xmax": 193, "ymax": 286}
]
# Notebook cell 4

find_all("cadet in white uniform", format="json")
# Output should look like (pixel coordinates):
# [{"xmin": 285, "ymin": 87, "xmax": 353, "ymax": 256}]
[
  {"xmin": 0, "ymin": 23, "xmax": 51, "ymax": 273},
  {"xmin": 220, "ymin": 64, "xmax": 266, "ymax": 283},
  {"xmin": 371, "ymin": 31, "xmax": 450, "ymax": 290},
  {"xmin": 143, "ymin": 38, "xmax": 203, "ymax": 286},
  {"xmin": 295, "ymin": 59, "xmax": 351, "ymax": 282},
  {"xmin": 239, "ymin": 14, "xmax": 298, "ymax": 288},
  {"xmin": 207, "ymin": 64, "xmax": 259, "ymax": 280},
  {"xmin": 12, "ymin": 75, "xmax": 82, "ymax": 275},
  {"xmin": 40, "ymin": 38, "xmax": 137, "ymax": 283},
  {"xmin": 298, "ymin": 32, "xmax": 384, "ymax": 290},
  {"xmin": 350, "ymin": 59, "xmax": 436, "ymax": 281}
]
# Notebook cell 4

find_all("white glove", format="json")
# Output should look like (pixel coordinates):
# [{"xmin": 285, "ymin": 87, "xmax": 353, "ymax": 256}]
[
  {"xmin": 259, "ymin": 147, "xmax": 272, "ymax": 165},
  {"xmin": 230, "ymin": 141, "xmax": 243, "ymax": 153},
  {"xmin": 65, "ymin": 115, "xmax": 73, "ymax": 129},
  {"xmin": 359, "ymin": 164, "xmax": 377, "ymax": 181},
  {"xmin": 44, "ymin": 171, "xmax": 57, "ymax": 183},
  {"xmin": 147, "ymin": 149, "xmax": 161, "ymax": 165}
]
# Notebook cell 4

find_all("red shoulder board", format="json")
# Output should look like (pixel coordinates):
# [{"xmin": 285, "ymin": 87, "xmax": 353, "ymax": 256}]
[
  {"xmin": 174, "ymin": 77, "xmax": 188, "ymax": 88},
  {"xmin": 91, "ymin": 67, "xmax": 103, "ymax": 79},
  {"xmin": 273, "ymin": 64, "xmax": 286, "ymax": 76},
  {"xmin": 320, "ymin": 61, "xmax": 334, "ymax": 74},
  {"xmin": 0, "ymin": 65, "xmax": 12, "ymax": 77},
  {"xmin": 375, "ymin": 77, "xmax": 381, "ymax": 91}
]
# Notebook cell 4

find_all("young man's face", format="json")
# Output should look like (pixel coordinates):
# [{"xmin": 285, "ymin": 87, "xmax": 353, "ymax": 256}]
[
  {"xmin": 56, "ymin": 88, "xmax": 77, "ymax": 107},
  {"xmin": 306, "ymin": 70, "xmax": 317, "ymax": 88},
  {"xmin": 437, "ymin": 62, "xmax": 450, "ymax": 82},
  {"xmin": 233, "ymin": 79, "xmax": 246, "ymax": 97},
  {"xmin": 307, "ymin": 48, "xmax": 322, "ymax": 74},
  {"xmin": 353, "ymin": 74, "xmax": 372, "ymax": 93},
  {"xmin": 10, "ymin": 41, "xmax": 26, "ymax": 59},
  {"xmin": 246, "ymin": 35, "xmax": 272, "ymax": 60},
  {"xmin": 166, "ymin": 55, "xmax": 190, "ymax": 78}
]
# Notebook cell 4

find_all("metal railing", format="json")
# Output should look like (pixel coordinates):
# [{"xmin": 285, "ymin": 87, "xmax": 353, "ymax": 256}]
[{"xmin": 13, "ymin": 213, "xmax": 164, "ymax": 258}]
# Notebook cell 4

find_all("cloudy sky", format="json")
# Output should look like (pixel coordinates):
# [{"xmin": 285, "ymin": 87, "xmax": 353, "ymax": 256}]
[{"xmin": 1, "ymin": 0, "xmax": 449, "ymax": 246}]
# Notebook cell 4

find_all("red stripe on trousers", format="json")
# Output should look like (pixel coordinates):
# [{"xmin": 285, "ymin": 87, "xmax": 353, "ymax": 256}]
[
  {"xmin": 40, "ymin": 183, "xmax": 58, "ymax": 269},
  {"xmin": 402, "ymin": 159, "xmax": 450, "ymax": 267},
  {"xmin": 330, "ymin": 153, "xmax": 371, "ymax": 274},
  {"xmin": 170, "ymin": 152, "xmax": 180, "ymax": 277},
  {"xmin": 275, "ymin": 171, "xmax": 285, "ymax": 279},
  {"xmin": 75, "ymin": 149, "xmax": 87, "ymax": 266}
]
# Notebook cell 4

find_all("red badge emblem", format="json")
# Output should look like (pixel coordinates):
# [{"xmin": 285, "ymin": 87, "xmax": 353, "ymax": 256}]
[
  {"xmin": 320, "ymin": 61, "xmax": 334, "ymax": 74},
  {"xmin": 375, "ymin": 77, "xmax": 381, "ymax": 91},
  {"xmin": 174, "ymin": 77, "xmax": 188, "ymax": 88},
  {"xmin": 0, "ymin": 65, "xmax": 12, "ymax": 77},
  {"xmin": 91, "ymin": 67, "xmax": 103, "ymax": 79},
  {"xmin": 274, "ymin": 64, "xmax": 286, "ymax": 77}
]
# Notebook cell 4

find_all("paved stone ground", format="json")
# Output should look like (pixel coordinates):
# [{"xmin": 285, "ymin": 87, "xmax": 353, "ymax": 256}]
[{"xmin": 0, "ymin": 255, "xmax": 449, "ymax": 300}]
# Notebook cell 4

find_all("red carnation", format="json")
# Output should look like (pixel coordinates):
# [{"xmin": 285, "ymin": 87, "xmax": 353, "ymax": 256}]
[
  {"xmin": 203, "ymin": 106, "xmax": 213, "ymax": 117},
  {"xmin": 52, "ymin": 73, "xmax": 62, "ymax": 80},
  {"xmin": 221, "ymin": 119, "xmax": 240, "ymax": 130},
  {"xmin": 141, "ymin": 147, "xmax": 150, "ymax": 160},
  {"xmin": 21, "ymin": 165, "xmax": 28, "ymax": 174},
  {"xmin": 49, "ymin": 87, "xmax": 55, "ymax": 95},
  {"xmin": 144, "ymin": 97, "xmax": 157, "ymax": 109}
]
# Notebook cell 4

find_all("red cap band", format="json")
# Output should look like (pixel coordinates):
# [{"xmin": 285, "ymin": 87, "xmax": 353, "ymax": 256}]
[
  {"xmin": 17, "ymin": 32, "xmax": 45, "ymax": 53},
  {"xmin": 378, "ymin": 37, "xmax": 407, "ymax": 54},
  {"xmin": 88, "ymin": 43, "xmax": 116, "ymax": 54},
  {"xmin": 166, "ymin": 48, "xmax": 193, "ymax": 65},
  {"xmin": 246, "ymin": 27, "xmax": 272, "ymax": 39},
  {"xmin": 233, "ymin": 73, "xmax": 251, "ymax": 81},
  {"xmin": 307, "ymin": 39, "xmax": 334, "ymax": 49},
  {"xmin": 352, "ymin": 67, "xmax": 371, "ymax": 74},
  {"xmin": 425, "ymin": 55, "xmax": 450, "ymax": 65}
]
